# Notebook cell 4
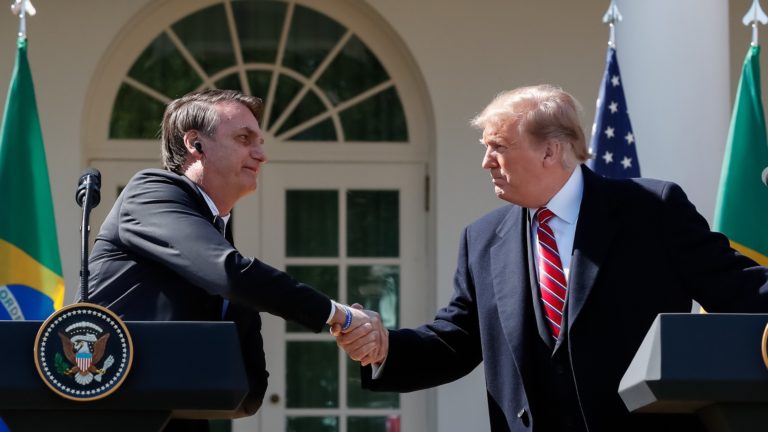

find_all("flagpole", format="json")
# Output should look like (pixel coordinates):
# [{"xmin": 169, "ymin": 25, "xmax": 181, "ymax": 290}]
[
  {"xmin": 11, "ymin": 0, "xmax": 37, "ymax": 40},
  {"xmin": 17, "ymin": 5, "xmax": 25, "ymax": 39},
  {"xmin": 743, "ymin": 0, "xmax": 768, "ymax": 46},
  {"xmin": 602, "ymin": 0, "xmax": 622, "ymax": 48},
  {"xmin": 589, "ymin": 0, "xmax": 640, "ymax": 179}
]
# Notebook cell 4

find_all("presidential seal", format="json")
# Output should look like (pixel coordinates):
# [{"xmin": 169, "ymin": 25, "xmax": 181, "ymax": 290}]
[{"xmin": 34, "ymin": 303, "xmax": 133, "ymax": 401}]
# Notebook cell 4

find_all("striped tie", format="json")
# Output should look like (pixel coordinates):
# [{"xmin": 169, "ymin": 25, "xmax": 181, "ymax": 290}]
[{"xmin": 536, "ymin": 207, "xmax": 568, "ymax": 340}]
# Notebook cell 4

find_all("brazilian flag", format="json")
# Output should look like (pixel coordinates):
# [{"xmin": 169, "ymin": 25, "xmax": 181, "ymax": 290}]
[
  {"xmin": 0, "ymin": 36, "xmax": 64, "ymax": 320},
  {"xmin": 714, "ymin": 45, "xmax": 768, "ymax": 265}
]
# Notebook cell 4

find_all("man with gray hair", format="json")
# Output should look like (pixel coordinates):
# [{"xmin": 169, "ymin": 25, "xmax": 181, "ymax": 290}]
[
  {"xmin": 337, "ymin": 84, "xmax": 768, "ymax": 431},
  {"xmin": 87, "ymin": 89, "xmax": 382, "ymax": 431}
]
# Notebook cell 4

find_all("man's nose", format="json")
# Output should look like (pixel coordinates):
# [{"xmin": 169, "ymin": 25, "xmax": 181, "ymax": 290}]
[
  {"xmin": 254, "ymin": 145, "xmax": 268, "ymax": 163},
  {"xmin": 482, "ymin": 150, "xmax": 496, "ymax": 169}
]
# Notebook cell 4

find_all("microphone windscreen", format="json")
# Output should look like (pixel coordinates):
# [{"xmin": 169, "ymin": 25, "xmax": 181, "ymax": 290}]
[{"xmin": 80, "ymin": 167, "xmax": 101, "ymax": 187}]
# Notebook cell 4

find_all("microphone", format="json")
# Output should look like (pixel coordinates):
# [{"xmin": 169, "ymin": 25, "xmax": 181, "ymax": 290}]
[
  {"xmin": 762, "ymin": 167, "xmax": 768, "ymax": 187},
  {"xmin": 75, "ymin": 168, "xmax": 102, "ymax": 208},
  {"xmin": 75, "ymin": 168, "xmax": 101, "ymax": 303}
]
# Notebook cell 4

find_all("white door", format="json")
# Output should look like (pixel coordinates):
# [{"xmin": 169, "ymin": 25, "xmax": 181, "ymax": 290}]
[{"xmin": 234, "ymin": 162, "xmax": 428, "ymax": 432}]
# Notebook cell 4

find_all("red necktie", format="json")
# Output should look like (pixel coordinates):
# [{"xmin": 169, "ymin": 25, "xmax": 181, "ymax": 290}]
[{"xmin": 536, "ymin": 208, "xmax": 568, "ymax": 340}]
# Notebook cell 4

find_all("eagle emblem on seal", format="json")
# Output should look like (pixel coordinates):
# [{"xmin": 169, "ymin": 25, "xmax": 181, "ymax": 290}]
[{"xmin": 57, "ymin": 329, "xmax": 114, "ymax": 385}]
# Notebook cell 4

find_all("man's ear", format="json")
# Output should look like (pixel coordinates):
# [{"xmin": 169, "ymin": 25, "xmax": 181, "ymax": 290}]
[
  {"xmin": 542, "ymin": 139, "xmax": 562, "ymax": 167},
  {"xmin": 183, "ymin": 131, "xmax": 202, "ymax": 156}
]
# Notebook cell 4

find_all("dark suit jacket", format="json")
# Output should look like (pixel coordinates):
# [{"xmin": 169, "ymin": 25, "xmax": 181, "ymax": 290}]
[
  {"xmin": 364, "ymin": 166, "xmax": 768, "ymax": 431},
  {"xmin": 86, "ymin": 169, "xmax": 332, "ymax": 416}
]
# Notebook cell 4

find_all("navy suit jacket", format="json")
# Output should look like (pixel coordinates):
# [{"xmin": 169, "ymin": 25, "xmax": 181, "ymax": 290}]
[
  {"xmin": 364, "ymin": 166, "xmax": 768, "ymax": 431},
  {"xmin": 86, "ymin": 169, "xmax": 332, "ymax": 416}
]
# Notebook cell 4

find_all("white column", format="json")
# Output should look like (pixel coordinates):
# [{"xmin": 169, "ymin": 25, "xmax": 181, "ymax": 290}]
[{"xmin": 615, "ymin": 0, "xmax": 730, "ymax": 222}]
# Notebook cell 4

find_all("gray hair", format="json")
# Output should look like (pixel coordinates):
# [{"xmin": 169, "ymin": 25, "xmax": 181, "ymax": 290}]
[{"xmin": 161, "ymin": 89, "xmax": 263, "ymax": 173}]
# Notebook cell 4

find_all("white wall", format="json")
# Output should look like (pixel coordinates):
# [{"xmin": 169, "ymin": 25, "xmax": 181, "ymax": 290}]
[{"xmin": 617, "ymin": 0, "xmax": 730, "ymax": 222}]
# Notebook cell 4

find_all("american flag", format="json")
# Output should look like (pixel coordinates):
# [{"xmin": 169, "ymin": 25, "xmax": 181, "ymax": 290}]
[{"xmin": 588, "ymin": 47, "xmax": 640, "ymax": 178}]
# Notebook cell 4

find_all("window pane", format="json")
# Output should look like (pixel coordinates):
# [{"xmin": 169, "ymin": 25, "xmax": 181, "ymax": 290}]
[
  {"xmin": 347, "ymin": 265, "xmax": 399, "ymax": 329},
  {"xmin": 215, "ymin": 73, "xmax": 242, "ymax": 92},
  {"xmin": 128, "ymin": 32, "xmax": 202, "ymax": 98},
  {"xmin": 340, "ymin": 87, "xmax": 408, "ymax": 142},
  {"xmin": 287, "ymin": 416, "xmax": 338, "ymax": 432},
  {"xmin": 348, "ymin": 416, "xmax": 400, "ymax": 432},
  {"xmin": 286, "ymin": 190, "xmax": 338, "ymax": 257},
  {"xmin": 109, "ymin": 84, "xmax": 165, "ymax": 139},
  {"xmin": 317, "ymin": 35, "xmax": 389, "ymax": 106},
  {"xmin": 347, "ymin": 191, "xmax": 398, "ymax": 257},
  {"xmin": 276, "ymin": 91, "xmax": 327, "ymax": 137},
  {"xmin": 288, "ymin": 118, "xmax": 337, "ymax": 141},
  {"xmin": 286, "ymin": 342, "xmax": 339, "ymax": 408},
  {"xmin": 269, "ymin": 74, "xmax": 303, "ymax": 128},
  {"xmin": 232, "ymin": 0, "xmax": 286, "ymax": 64},
  {"xmin": 172, "ymin": 4, "xmax": 235, "ymax": 76},
  {"xmin": 347, "ymin": 357, "xmax": 399, "ymax": 409},
  {"xmin": 247, "ymin": 70, "xmax": 273, "ymax": 102},
  {"xmin": 283, "ymin": 5, "xmax": 346, "ymax": 77},
  {"xmin": 286, "ymin": 266, "xmax": 338, "ymax": 332}
]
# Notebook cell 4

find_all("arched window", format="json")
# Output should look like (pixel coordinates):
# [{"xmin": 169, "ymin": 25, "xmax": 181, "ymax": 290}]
[{"xmin": 108, "ymin": 1, "xmax": 408, "ymax": 145}]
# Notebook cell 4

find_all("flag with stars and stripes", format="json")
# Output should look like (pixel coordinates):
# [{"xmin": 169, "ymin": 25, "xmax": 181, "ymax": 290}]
[{"xmin": 587, "ymin": 46, "xmax": 640, "ymax": 178}]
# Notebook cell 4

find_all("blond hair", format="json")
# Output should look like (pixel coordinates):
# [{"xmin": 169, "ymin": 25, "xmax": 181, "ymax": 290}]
[{"xmin": 471, "ymin": 85, "xmax": 589, "ymax": 167}]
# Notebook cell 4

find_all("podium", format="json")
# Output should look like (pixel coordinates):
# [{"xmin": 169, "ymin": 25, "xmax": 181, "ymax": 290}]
[
  {"xmin": 619, "ymin": 313, "xmax": 768, "ymax": 431},
  {"xmin": 0, "ymin": 321, "xmax": 249, "ymax": 432}
]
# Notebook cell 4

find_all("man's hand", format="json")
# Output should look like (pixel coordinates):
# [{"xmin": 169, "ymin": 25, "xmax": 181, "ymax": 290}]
[
  {"xmin": 329, "ymin": 301, "xmax": 373, "ymax": 336},
  {"xmin": 334, "ymin": 304, "xmax": 388, "ymax": 367}
]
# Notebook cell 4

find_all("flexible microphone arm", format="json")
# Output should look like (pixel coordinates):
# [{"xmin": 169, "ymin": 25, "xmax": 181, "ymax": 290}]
[{"xmin": 76, "ymin": 169, "xmax": 101, "ymax": 303}]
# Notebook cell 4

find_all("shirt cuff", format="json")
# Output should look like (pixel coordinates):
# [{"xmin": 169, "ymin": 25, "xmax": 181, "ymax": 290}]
[
  {"xmin": 326, "ymin": 300, "xmax": 337, "ymax": 324},
  {"xmin": 371, "ymin": 358, "xmax": 386, "ymax": 379}
]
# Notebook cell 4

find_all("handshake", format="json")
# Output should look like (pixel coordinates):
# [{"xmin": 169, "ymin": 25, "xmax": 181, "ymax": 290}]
[{"xmin": 329, "ymin": 302, "xmax": 388, "ymax": 367}]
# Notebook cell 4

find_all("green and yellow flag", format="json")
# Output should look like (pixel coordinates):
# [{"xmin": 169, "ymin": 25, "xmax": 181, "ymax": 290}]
[
  {"xmin": 0, "ymin": 36, "xmax": 64, "ymax": 319},
  {"xmin": 714, "ymin": 45, "xmax": 768, "ymax": 266}
]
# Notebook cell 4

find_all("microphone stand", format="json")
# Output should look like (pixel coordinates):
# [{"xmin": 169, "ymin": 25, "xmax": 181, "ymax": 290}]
[{"xmin": 79, "ymin": 182, "xmax": 95, "ymax": 303}]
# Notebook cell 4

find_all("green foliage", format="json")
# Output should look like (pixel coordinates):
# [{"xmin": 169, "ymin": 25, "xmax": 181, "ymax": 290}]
[{"xmin": 54, "ymin": 352, "xmax": 70, "ymax": 374}]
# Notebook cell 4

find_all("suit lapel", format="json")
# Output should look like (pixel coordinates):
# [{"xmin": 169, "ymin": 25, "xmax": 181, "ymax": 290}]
[
  {"xmin": 566, "ymin": 166, "xmax": 622, "ymax": 330},
  {"xmin": 491, "ymin": 206, "xmax": 536, "ymax": 366}
]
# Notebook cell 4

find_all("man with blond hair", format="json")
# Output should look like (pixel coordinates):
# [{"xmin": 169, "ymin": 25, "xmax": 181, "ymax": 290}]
[{"xmin": 338, "ymin": 85, "xmax": 768, "ymax": 431}]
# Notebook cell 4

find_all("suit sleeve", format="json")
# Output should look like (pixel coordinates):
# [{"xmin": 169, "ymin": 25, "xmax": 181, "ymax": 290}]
[
  {"xmin": 363, "ymin": 227, "xmax": 483, "ymax": 392},
  {"xmin": 660, "ymin": 182, "xmax": 768, "ymax": 311},
  {"xmin": 117, "ymin": 172, "xmax": 331, "ymax": 332}
]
